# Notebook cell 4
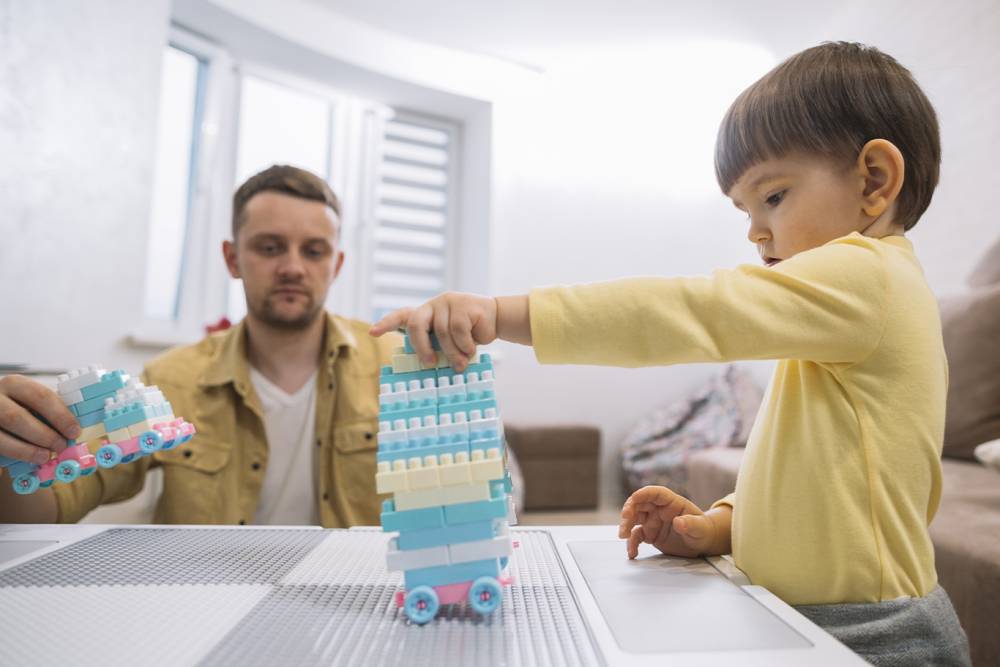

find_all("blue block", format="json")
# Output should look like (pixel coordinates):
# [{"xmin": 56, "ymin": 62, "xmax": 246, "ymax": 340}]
[
  {"xmin": 444, "ymin": 494, "xmax": 509, "ymax": 526},
  {"xmin": 404, "ymin": 558, "xmax": 500, "ymax": 589},
  {"xmin": 397, "ymin": 519, "xmax": 496, "ymax": 551},
  {"xmin": 401, "ymin": 333, "xmax": 442, "ymax": 354},
  {"xmin": 438, "ymin": 398, "xmax": 498, "ymax": 421},
  {"xmin": 376, "ymin": 441, "xmax": 469, "ymax": 464},
  {"xmin": 103, "ymin": 402, "xmax": 162, "ymax": 432},
  {"xmin": 379, "ymin": 404, "xmax": 438, "ymax": 425},
  {"xmin": 77, "ymin": 410, "xmax": 105, "ymax": 428},
  {"xmin": 469, "ymin": 436, "xmax": 504, "ymax": 457},
  {"xmin": 0, "ymin": 458, "xmax": 37, "ymax": 477},
  {"xmin": 380, "ymin": 366, "xmax": 438, "ymax": 387},
  {"xmin": 80, "ymin": 370, "xmax": 129, "ymax": 401},
  {"xmin": 70, "ymin": 391, "xmax": 117, "ymax": 417},
  {"xmin": 381, "ymin": 502, "xmax": 445, "ymax": 533}
]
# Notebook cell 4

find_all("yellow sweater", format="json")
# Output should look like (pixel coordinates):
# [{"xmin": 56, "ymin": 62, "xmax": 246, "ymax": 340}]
[{"xmin": 529, "ymin": 232, "xmax": 946, "ymax": 605}]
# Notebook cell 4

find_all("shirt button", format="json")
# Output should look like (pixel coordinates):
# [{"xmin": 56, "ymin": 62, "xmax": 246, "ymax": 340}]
[
  {"xmin": 238, "ymin": 519, "xmax": 246, "ymax": 525},
  {"xmin": 364, "ymin": 432, "xmax": 373, "ymax": 440},
  {"xmin": 322, "ymin": 492, "xmax": 329, "ymax": 501},
  {"xmin": 328, "ymin": 382, "xmax": 334, "ymax": 390},
  {"xmin": 251, "ymin": 462, "xmax": 261, "ymax": 471},
  {"xmin": 315, "ymin": 438, "xmax": 322, "ymax": 448},
  {"xmin": 183, "ymin": 450, "xmax": 193, "ymax": 458}
]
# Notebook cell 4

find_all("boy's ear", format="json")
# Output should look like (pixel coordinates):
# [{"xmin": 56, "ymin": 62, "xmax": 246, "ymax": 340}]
[{"xmin": 857, "ymin": 139, "xmax": 905, "ymax": 220}]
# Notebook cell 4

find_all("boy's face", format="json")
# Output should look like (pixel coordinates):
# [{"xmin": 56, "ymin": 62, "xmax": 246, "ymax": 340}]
[{"xmin": 727, "ymin": 153, "xmax": 871, "ymax": 267}]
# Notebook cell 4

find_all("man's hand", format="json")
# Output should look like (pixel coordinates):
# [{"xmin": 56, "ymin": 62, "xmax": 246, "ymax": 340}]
[
  {"xmin": 0, "ymin": 375, "xmax": 80, "ymax": 465},
  {"xmin": 369, "ymin": 292, "xmax": 499, "ymax": 372},
  {"xmin": 619, "ymin": 485, "xmax": 732, "ymax": 559}
]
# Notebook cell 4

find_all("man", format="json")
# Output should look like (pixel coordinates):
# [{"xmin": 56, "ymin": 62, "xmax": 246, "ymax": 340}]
[{"xmin": 0, "ymin": 165, "xmax": 396, "ymax": 527}]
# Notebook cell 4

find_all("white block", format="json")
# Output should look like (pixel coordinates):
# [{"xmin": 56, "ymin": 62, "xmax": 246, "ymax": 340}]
[
  {"xmin": 470, "ymin": 449, "xmax": 505, "ymax": 482},
  {"xmin": 391, "ymin": 354, "xmax": 421, "ymax": 373},
  {"xmin": 438, "ymin": 455, "xmax": 472, "ymax": 486},
  {"xmin": 393, "ymin": 481, "xmax": 491, "ymax": 512},
  {"xmin": 77, "ymin": 423, "xmax": 107, "ymax": 443},
  {"xmin": 375, "ymin": 460, "xmax": 408, "ymax": 494},
  {"xmin": 385, "ymin": 541, "xmax": 450, "ymax": 572},
  {"xmin": 448, "ymin": 533, "xmax": 513, "ymax": 565},
  {"xmin": 407, "ymin": 456, "xmax": 440, "ymax": 490},
  {"xmin": 59, "ymin": 389, "xmax": 84, "ymax": 407},
  {"xmin": 57, "ymin": 366, "xmax": 106, "ymax": 393}
]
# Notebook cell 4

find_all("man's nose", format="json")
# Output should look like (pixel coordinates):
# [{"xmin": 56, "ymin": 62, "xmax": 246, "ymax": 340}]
[{"xmin": 277, "ymin": 248, "xmax": 307, "ymax": 277}]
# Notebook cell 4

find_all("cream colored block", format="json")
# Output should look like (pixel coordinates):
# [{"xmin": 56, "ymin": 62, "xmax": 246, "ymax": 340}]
[
  {"xmin": 470, "ymin": 449, "xmax": 505, "ymax": 482},
  {"xmin": 106, "ymin": 427, "xmax": 131, "ymax": 443},
  {"xmin": 77, "ymin": 422, "xmax": 107, "ymax": 443},
  {"xmin": 375, "ymin": 460, "xmax": 409, "ymax": 494},
  {"xmin": 407, "ymin": 456, "xmax": 441, "ymax": 489},
  {"xmin": 438, "ymin": 454, "xmax": 472, "ymax": 486},
  {"xmin": 391, "ymin": 354, "xmax": 421, "ymax": 373},
  {"xmin": 393, "ymin": 480, "xmax": 491, "ymax": 512},
  {"xmin": 126, "ymin": 417, "xmax": 171, "ymax": 438}
]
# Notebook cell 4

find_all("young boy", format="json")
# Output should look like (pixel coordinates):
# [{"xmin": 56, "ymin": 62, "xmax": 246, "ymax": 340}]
[{"xmin": 370, "ymin": 42, "xmax": 970, "ymax": 666}]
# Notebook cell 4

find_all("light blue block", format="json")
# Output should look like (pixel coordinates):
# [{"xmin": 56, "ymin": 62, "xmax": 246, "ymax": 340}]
[
  {"xmin": 438, "ymin": 398, "xmax": 498, "ymax": 421},
  {"xmin": 444, "ymin": 494, "xmax": 509, "ymax": 526},
  {"xmin": 376, "ymin": 441, "xmax": 468, "ymax": 464},
  {"xmin": 103, "ymin": 403, "xmax": 162, "ymax": 432},
  {"xmin": 380, "ymin": 366, "xmax": 437, "ymax": 387},
  {"xmin": 379, "ymin": 404, "xmax": 438, "ymax": 425},
  {"xmin": 381, "ymin": 501, "xmax": 445, "ymax": 533},
  {"xmin": 401, "ymin": 333, "xmax": 442, "ymax": 354},
  {"xmin": 70, "ymin": 391, "xmax": 117, "ymax": 417},
  {"xmin": 0, "ymin": 458, "xmax": 37, "ymax": 477},
  {"xmin": 80, "ymin": 370, "xmax": 129, "ymax": 400},
  {"xmin": 404, "ymin": 558, "xmax": 500, "ymax": 589},
  {"xmin": 77, "ymin": 410, "xmax": 105, "ymax": 428},
  {"xmin": 397, "ymin": 519, "xmax": 496, "ymax": 551}
]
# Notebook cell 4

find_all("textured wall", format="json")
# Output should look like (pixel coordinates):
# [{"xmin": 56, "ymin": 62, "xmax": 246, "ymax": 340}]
[{"xmin": 0, "ymin": 0, "xmax": 170, "ymax": 372}]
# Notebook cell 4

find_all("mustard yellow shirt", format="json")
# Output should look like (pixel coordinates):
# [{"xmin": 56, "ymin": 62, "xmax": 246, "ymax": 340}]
[
  {"xmin": 530, "ymin": 233, "xmax": 946, "ymax": 605},
  {"xmin": 53, "ymin": 313, "xmax": 399, "ymax": 528}
]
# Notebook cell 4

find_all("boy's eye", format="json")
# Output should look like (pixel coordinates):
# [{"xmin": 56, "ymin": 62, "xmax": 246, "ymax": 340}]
[{"xmin": 765, "ymin": 190, "xmax": 786, "ymax": 207}]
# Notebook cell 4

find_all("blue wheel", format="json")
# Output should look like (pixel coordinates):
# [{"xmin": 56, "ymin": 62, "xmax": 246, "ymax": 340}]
[
  {"xmin": 468, "ymin": 577, "xmax": 502, "ymax": 615},
  {"xmin": 55, "ymin": 459, "xmax": 81, "ymax": 483},
  {"xmin": 97, "ymin": 444, "xmax": 123, "ymax": 468},
  {"xmin": 138, "ymin": 430, "xmax": 164, "ymax": 454},
  {"xmin": 13, "ymin": 473, "xmax": 40, "ymax": 495},
  {"xmin": 404, "ymin": 586, "xmax": 439, "ymax": 625}
]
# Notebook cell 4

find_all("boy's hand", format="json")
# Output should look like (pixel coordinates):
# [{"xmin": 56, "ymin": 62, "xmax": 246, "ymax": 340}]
[
  {"xmin": 618, "ymin": 485, "xmax": 731, "ymax": 559},
  {"xmin": 369, "ymin": 292, "xmax": 498, "ymax": 371},
  {"xmin": 0, "ymin": 374, "xmax": 80, "ymax": 464}
]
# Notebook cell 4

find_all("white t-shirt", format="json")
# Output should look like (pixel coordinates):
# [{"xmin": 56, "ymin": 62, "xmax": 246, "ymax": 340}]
[{"xmin": 249, "ymin": 367, "xmax": 319, "ymax": 525}]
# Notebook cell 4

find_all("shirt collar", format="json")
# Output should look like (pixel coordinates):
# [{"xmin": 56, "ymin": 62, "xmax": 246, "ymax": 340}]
[{"xmin": 198, "ymin": 312, "xmax": 357, "ymax": 388}]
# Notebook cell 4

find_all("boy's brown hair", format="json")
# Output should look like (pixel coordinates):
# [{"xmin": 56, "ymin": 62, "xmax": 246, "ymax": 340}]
[
  {"xmin": 232, "ymin": 164, "xmax": 341, "ymax": 238},
  {"xmin": 715, "ymin": 42, "xmax": 940, "ymax": 231}
]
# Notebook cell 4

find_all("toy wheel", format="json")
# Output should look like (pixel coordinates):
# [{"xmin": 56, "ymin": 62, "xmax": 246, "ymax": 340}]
[
  {"xmin": 55, "ymin": 459, "xmax": 81, "ymax": 483},
  {"xmin": 138, "ymin": 430, "xmax": 164, "ymax": 454},
  {"xmin": 468, "ymin": 577, "xmax": 502, "ymax": 614},
  {"xmin": 97, "ymin": 444, "xmax": 123, "ymax": 468},
  {"xmin": 13, "ymin": 473, "xmax": 40, "ymax": 495},
  {"xmin": 404, "ymin": 586, "xmax": 440, "ymax": 624}
]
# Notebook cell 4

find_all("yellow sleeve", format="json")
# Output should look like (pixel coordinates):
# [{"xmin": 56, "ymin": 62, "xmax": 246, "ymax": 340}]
[
  {"xmin": 530, "ymin": 235, "xmax": 888, "ymax": 367},
  {"xmin": 52, "ymin": 457, "xmax": 151, "ymax": 523},
  {"xmin": 711, "ymin": 492, "xmax": 736, "ymax": 511}
]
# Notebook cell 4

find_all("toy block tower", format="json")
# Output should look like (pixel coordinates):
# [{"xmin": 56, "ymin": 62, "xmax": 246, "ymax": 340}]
[
  {"xmin": 0, "ymin": 366, "xmax": 195, "ymax": 495},
  {"xmin": 377, "ymin": 334, "xmax": 517, "ymax": 624}
]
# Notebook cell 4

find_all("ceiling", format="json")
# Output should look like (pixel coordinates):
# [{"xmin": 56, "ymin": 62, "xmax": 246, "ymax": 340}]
[{"xmin": 307, "ymin": 0, "xmax": 859, "ymax": 71}]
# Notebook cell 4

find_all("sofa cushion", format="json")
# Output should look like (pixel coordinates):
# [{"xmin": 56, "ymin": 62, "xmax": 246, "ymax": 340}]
[
  {"xmin": 686, "ymin": 446, "xmax": 743, "ymax": 510},
  {"xmin": 967, "ymin": 236, "xmax": 1000, "ymax": 288},
  {"xmin": 930, "ymin": 459, "xmax": 1000, "ymax": 667},
  {"xmin": 941, "ymin": 283, "xmax": 1000, "ymax": 460}
]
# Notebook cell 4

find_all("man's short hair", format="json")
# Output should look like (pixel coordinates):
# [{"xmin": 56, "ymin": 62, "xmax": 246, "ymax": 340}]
[
  {"xmin": 714, "ymin": 42, "xmax": 941, "ymax": 231},
  {"xmin": 231, "ymin": 165, "xmax": 342, "ymax": 239}
]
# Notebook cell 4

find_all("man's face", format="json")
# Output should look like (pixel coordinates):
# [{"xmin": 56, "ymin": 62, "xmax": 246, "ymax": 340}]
[
  {"xmin": 727, "ymin": 153, "xmax": 866, "ymax": 267},
  {"xmin": 223, "ymin": 191, "xmax": 344, "ymax": 329}
]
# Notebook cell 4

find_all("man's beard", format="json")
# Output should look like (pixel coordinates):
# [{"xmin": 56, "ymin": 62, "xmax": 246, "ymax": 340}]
[{"xmin": 250, "ymin": 290, "xmax": 323, "ymax": 330}]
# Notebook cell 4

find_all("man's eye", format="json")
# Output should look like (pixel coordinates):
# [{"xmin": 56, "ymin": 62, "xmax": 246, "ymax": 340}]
[
  {"xmin": 765, "ymin": 190, "xmax": 786, "ymax": 207},
  {"xmin": 259, "ymin": 243, "xmax": 280, "ymax": 254}
]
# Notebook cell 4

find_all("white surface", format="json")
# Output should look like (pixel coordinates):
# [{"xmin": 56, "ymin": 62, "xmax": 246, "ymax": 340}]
[{"xmin": 0, "ymin": 523, "xmax": 862, "ymax": 665}]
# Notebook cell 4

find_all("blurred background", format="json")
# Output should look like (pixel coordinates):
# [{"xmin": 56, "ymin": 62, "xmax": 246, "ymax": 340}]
[{"xmin": 1, "ymin": 0, "xmax": 998, "ymax": 515}]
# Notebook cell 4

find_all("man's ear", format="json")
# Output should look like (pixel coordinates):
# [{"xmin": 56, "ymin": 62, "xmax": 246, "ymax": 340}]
[
  {"xmin": 857, "ymin": 139, "xmax": 905, "ymax": 220},
  {"xmin": 332, "ymin": 249, "xmax": 345, "ymax": 281},
  {"xmin": 222, "ymin": 239, "xmax": 241, "ymax": 279}
]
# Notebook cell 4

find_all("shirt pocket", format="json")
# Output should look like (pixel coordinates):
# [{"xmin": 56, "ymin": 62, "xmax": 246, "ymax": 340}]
[
  {"xmin": 331, "ymin": 422, "xmax": 379, "ymax": 517},
  {"xmin": 154, "ymin": 439, "xmax": 234, "ymax": 523}
]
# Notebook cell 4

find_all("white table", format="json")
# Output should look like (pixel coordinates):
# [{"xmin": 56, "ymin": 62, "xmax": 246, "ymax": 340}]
[{"xmin": 0, "ymin": 523, "xmax": 863, "ymax": 666}]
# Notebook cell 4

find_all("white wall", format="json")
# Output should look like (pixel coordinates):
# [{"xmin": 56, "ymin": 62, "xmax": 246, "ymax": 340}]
[
  {"xmin": 0, "ymin": 0, "xmax": 170, "ymax": 374},
  {"xmin": 488, "ymin": 0, "xmax": 1000, "ymax": 508}
]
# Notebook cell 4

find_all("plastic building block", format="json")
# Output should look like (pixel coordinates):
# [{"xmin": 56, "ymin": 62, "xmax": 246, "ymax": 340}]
[
  {"xmin": 377, "ymin": 335, "xmax": 515, "ymax": 623},
  {"xmin": 1, "ymin": 364, "xmax": 196, "ymax": 495}
]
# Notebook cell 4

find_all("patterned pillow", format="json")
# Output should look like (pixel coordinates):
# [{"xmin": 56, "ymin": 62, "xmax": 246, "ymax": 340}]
[{"xmin": 620, "ymin": 365, "xmax": 762, "ymax": 499}]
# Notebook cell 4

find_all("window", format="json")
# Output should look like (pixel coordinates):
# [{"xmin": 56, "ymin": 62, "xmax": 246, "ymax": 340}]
[
  {"xmin": 371, "ymin": 115, "xmax": 457, "ymax": 321},
  {"xmin": 143, "ymin": 44, "xmax": 206, "ymax": 321}
]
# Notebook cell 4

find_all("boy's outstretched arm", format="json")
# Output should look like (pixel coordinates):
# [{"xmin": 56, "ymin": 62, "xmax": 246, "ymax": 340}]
[
  {"xmin": 619, "ymin": 486, "xmax": 732, "ymax": 559},
  {"xmin": 369, "ymin": 292, "xmax": 531, "ymax": 371}
]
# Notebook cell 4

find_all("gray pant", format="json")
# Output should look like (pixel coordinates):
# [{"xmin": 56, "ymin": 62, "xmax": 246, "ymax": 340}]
[{"xmin": 795, "ymin": 586, "xmax": 971, "ymax": 666}]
